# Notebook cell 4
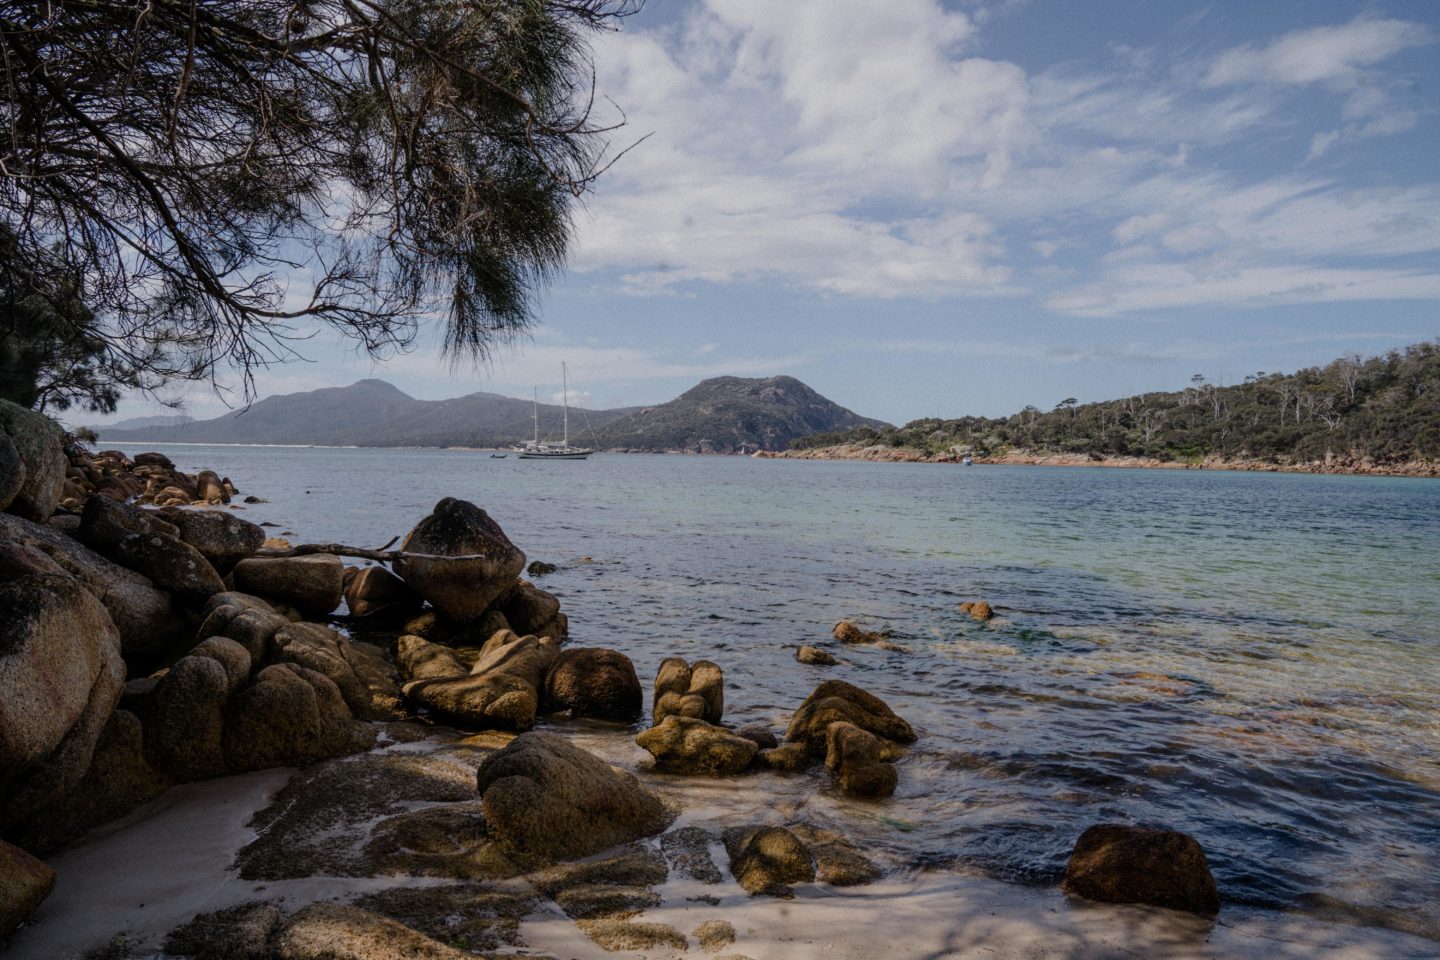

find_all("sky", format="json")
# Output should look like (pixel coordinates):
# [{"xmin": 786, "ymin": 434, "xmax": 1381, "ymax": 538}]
[{"xmin": 93, "ymin": 0, "xmax": 1440, "ymax": 428}]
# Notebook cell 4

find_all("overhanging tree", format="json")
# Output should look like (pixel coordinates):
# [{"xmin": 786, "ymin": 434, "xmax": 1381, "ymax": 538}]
[{"xmin": 0, "ymin": 0, "xmax": 638, "ymax": 398}]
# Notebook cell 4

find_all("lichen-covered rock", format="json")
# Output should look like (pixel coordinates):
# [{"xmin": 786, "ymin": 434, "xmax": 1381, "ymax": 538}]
[
  {"xmin": 785, "ymin": 679, "xmax": 916, "ymax": 757},
  {"xmin": 77, "ymin": 495, "xmax": 178, "ymax": 556},
  {"xmin": 7, "ymin": 708, "xmax": 170, "ymax": 855},
  {"xmin": 341, "ymin": 564, "xmax": 420, "ymax": 619},
  {"xmin": 1062, "ymin": 824, "xmax": 1221, "ymax": 915},
  {"xmin": 636, "ymin": 716, "xmax": 757, "ymax": 776},
  {"xmin": 233, "ymin": 554, "xmax": 344, "ymax": 618},
  {"xmin": 115, "ymin": 532, "xmax": 226, "ymax": 605},
  {"xmin": 0, "ymin": 399, "xmax": 65, "ymax": 522},
  {"xmin": 396, "ymin": 634, "xmax": 469, "ymax": 682},
  {"xmin": 495, "ymin": 578, "xmax": 562, "ymax": 637},
  {"xmin": 796, "ymin": 644, "xmax": 837, "ymax": 666},
  {"xmin": 272, "ymin": 622, "xmax": 371, "ymax": 718},
  {"xmin": 824, "ymin": 721, "xmax": 897, "ymax": 798},
  {"xmin": 143, "ymin": 650, "xmax": 237, "ymax": 780},
  {"xmin": 475, "ymin": 731, "xmax": 674, "ymax": 867},
  {"xmin": 652, "ymin": 656, "xmax": 724, "ymax": 725},
  {"xmin": 544, "ymin": 647, "xmax": 642, "ymax": 722},
  {"xmin": 158, "ymin": 507, "xmax": 266, "ymax": 571},
  {"xmin": 723, "ymin": 825, "xmax": 816, "ymax": 898},
  {"xmin": 0, "ymin": 433, "xmax": 24, "ymax": 514},
  {"xmin": 223, "ymin": 663, "xmax": 371, "ymax": 772},
  {"xmin": 737, "ymin": 725, "xmax": 778, "ymax": 750},
  {"xmin": 0, "ymin": 512, "xmax": 184, "ymax": 666},
  {"xmin": 393, "ymin": 498, "xmax": 526, "ymax": 622},
  {"xmin": 754, "ymin": 742, "xmax": 810, "ymax": 773},
  {"xmin": 272, "ymin": 903, "xmax": 472, "ymax": 960},
  {"xmin": 0, "ymin": 573, "xmax": 124, "ymax": 829},
  {"xmin": 401, "ymin": 632, "xmax": 553, "ymax": 730},
  {"xmin": 0, "ymin": 839, "xmax": 55, "ymax": 940},
  {"xmin": 163, "ymin": 900, "xmax": 281, "ymax": 960}
]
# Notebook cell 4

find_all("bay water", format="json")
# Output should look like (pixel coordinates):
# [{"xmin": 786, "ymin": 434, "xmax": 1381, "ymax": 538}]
[{"xmin": 136, "ymin": 445, "xmax": 1440, "ymax": 938}]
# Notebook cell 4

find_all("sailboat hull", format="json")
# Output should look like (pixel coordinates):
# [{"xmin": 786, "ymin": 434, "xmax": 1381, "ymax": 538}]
[{"xmin": 517, "ymin": 450, "xmax": 592, "ymax": 460}]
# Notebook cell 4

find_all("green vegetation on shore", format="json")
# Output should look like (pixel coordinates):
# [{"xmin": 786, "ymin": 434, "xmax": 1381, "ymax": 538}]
[{"xmin": 793, "ymin": 341, "xmax": 1440, "ymax": 465}]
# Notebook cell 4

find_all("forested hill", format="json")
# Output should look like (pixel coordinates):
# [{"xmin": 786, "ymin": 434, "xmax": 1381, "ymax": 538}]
[
  {"xmin": 793, "ymin": 341, "xmax": 1440, "ymax": 466},
  {"xmin": 594, "ymin": 375, "xmax": 887, "ymax": 453}
]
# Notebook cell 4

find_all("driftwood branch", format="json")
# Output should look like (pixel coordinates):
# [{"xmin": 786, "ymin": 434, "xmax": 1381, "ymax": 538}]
[{"xmin": 254, "ymin": 541, "xmax": 487, "ymax": 564}]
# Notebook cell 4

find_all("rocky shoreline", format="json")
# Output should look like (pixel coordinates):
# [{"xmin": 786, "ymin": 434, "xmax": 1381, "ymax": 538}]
[
  {"xmin": 757, "ymin": 443, "xmax": 1440, "ymax": 477},
  {"xmin": 3, "ymin": 399, "xmax": 1421, "ymax": 959}
]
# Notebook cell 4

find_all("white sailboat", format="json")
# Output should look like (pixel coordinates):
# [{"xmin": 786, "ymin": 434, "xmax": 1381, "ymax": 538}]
[{"xmin": 515, "ymin": 363, "xmax": 594, "ymax": 459}]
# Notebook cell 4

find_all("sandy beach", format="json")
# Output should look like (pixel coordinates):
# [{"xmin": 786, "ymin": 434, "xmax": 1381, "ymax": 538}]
[{"xmin": 10, "ymin": 743, "xmax": 1437, "ymax": 960}]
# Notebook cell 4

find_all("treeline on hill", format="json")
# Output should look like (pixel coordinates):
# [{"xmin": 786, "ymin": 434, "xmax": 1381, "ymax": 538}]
[{"xmin": 794, "ymin": 341, "xmax": 1440, "ymax": 464}]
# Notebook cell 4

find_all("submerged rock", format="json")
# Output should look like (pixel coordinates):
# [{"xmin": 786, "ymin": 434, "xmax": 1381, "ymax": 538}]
[
  {"xmin": 475, "ymin": 731, "xmax": 673, "ymax": 867},
  {"xmin": 960, "ymin": 600, "xmax": 994, "ymax": 621},
  {"xmin": 724, "ymin": 825, "xmax": 816, "ymax": 898},
  {"xmin": 824, "ymin": 720, "xmax": 898, "ymax": 799},
  {"xmin": 394, "ymin": 498, "xmax": 526, "ymax": 622},
  {"xmin": 785, "ymin": 679, "xmax": 916, "ymax": 757},
  {"xmin": 832, "ymin": 619, "xmax": 886, "ymax": 646},
  {"xmin": 1062, "ymin": 824, "xmax": 1221, "ymax": 915},
  {"xmin": 797, "ymin": 644, "xmax": 838, "ymax": 665},
  {"xmin": 636, "ymin": 715, "xmax": 757, "ymax": 776}
]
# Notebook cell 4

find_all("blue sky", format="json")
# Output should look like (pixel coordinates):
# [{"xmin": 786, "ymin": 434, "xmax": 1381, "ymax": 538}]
[{"xmin": 95, "ymin": 1, "xmax": 1440, "ymax": 427}]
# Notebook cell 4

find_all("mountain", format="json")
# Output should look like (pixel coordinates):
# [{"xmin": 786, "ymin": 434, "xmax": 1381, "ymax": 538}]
[
  {"xmin": 88, "ymin": 413, "xmax": 193, "ymax": 432},
  {"xmin": 97, "ymin": 379, "xmax": 428, "ymax": 446},
  {"xmin": 592, "ymin": 376, "xmax": 888, "ymax": 454},
  {"xmin": 95, "ymin": 375, "xmax": 886, "ymax": 453}
]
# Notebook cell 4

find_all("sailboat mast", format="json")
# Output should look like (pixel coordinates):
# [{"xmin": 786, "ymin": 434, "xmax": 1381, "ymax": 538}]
[
  {"xmin": 562, "ymin": 362, "xmax": 570, "ymax": 445},
  {"xmin": 532, "ymin": 387, "xmax": 539, "ymax": 445}
]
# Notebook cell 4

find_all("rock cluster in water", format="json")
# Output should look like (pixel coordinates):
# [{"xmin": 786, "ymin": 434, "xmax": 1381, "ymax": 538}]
[{"xmin": 0, "ymin": 404, "xmax": 1224, "ymax": 953}]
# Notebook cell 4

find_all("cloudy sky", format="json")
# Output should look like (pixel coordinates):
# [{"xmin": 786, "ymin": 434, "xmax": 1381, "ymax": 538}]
[{"xmin": 98, "ymin": 0, "xmax": 1440, "ymax": 427}]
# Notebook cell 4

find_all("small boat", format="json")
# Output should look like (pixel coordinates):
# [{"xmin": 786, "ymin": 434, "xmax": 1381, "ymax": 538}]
[
  {"xmin": 515, "ymin": 363, "xmax": 594, "ymax": 460},
  {"xmin": 490, "ymin": 453, "xmax": 507, "ymax": 459},
  {"xmin": 961, "ymin": 455, "xmax": 973, "ymax": 466}
]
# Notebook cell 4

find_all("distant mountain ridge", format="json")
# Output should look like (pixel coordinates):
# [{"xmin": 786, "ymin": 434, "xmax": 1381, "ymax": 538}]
[{"xmin": 96, "ymin": 375, "xmax": 885, "ymax": 452}]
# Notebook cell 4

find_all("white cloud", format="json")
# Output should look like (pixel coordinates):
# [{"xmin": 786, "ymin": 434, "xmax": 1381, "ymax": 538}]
[
  {"xmin": 1205, "ymin": 17, "xmax": 1432, "ymax": 87},
  {"xmin": 573, "ymin": 0, "xmax": 1026, "ymax": 299}
]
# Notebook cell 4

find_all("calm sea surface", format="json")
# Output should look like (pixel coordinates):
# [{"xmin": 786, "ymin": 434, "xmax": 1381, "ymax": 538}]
[{"xmin": 139, "ymin": 445, "xmax": 1440, "ymax": 937}]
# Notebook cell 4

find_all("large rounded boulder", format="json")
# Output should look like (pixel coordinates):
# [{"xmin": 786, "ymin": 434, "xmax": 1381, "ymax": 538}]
[
  {"xmin": 393, "ymin": 498, "xmax": 526, "ymax": 622},
  {"xmin": 233, "ymin": 554, "xmax": 344, "ymax": 618},
  {"xmin": 475, "ymin": 732, "xmax": 673, "ymax": 867},
  {"xmin": 0, "ymin": 512, "xmax": 186, "ymax": 668},
  {"xmin": 544, "ymin": 647, "xmax": 642, "ymax": 722},
  {"xmin": 0, "ymin": 400, "xmax": 66, "ymax": 522},
  {"xmin": 0, "ymin": 573, "xmax": 124, "ymax": 829},
  {"xmin": 158, "ymin": 507, "xmax": 265, "ymax": 570}
]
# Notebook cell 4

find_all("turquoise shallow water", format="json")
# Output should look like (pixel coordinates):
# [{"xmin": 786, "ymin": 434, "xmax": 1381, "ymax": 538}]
[{"xmin": 138, "ymin": 445, "xmax": 1440, "ymax": 937}]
